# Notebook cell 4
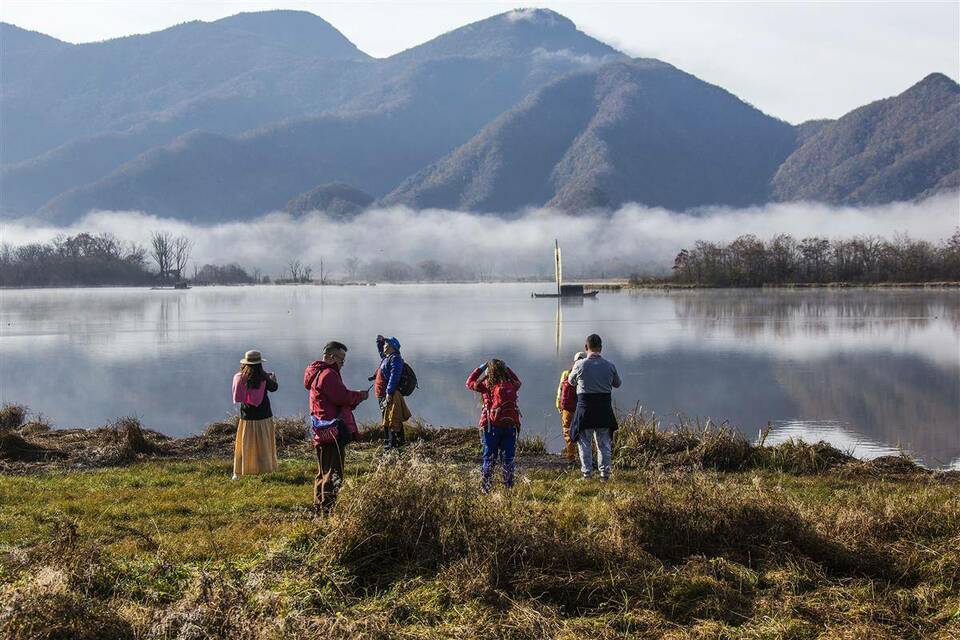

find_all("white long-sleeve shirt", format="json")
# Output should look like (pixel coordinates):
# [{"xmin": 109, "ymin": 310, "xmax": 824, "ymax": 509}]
[{"xmin": 567, "ymin": 353, "xmax": 621, "ymax": 394}]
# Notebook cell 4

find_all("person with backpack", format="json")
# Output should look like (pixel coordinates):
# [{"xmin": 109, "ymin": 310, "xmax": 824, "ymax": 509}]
[
  {"xmin": 304, "ymin": 341, "xmax": 370, "ymax": 515},
  {"xmin": 568, "ymin": 334, "xmax": 621, "ymax": 481},
  {"xmin": 231, "ymin": 350, "xmax": 279, "ymax": 478},
  {"xmin": 375, "ymin": 335, "xmax": 412, "ymax": 450},
  {"xmin": 466, "ymin": 359, "xmax": 522, "ymax": 492},
  {"xmin": 555, "ymin": 351, "xmax": 586, "ymax": 462}
]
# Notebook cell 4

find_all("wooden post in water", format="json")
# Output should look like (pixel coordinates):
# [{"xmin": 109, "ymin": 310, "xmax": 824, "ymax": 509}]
[{"xmin": 555, "ymin": 239, "xmax": 562, "ymax": 298}]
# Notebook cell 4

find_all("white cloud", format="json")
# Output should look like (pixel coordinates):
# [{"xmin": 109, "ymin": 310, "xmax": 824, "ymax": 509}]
[{"xmin": 2, "ymin": 195, "xmax": 956, "ymax": 279}]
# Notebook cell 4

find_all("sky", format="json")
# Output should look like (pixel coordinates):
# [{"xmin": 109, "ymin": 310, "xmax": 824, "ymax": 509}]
[{"xmin": 1, "ymin": 1, "xmax": 958, "ymax": 124}]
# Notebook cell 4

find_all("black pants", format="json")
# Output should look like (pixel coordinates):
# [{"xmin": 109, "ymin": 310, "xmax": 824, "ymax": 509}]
[{"xmin": 383, "ymin": 426, "xmax": 406, "ymax": 450}]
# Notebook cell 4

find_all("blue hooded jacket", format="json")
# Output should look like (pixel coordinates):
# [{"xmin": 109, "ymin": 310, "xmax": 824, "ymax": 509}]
[{"xmin": 376, "ymin": 336, "xmax": 404, "ymax": 397}]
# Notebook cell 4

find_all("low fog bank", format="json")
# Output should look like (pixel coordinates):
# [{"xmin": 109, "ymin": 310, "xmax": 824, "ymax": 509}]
[{"xmin": 2, "ymin": 195, "xmax": 957, "ymax": 280}]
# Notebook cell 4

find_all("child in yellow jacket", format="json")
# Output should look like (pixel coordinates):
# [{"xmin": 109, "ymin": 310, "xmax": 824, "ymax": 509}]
[{"xmin": 555, "ymin": 352, "xmax": 586, "ymax": 461}]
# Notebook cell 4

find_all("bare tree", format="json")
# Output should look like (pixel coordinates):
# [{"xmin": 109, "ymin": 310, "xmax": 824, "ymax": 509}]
[
  {"xmin": 150, "ymin": 231, "xmax": 173, "ymax": 282},
  {"xmin": 172, "ymin": 235, "xmax": 193, "ymax": 280},
  {"xmin": 344, "ymin": 256, "xmax": 360, "ymax": 281},
  {"xmin": 286, "ymin": 260, "xmax": 303, "ymax": 282},
  {"xmin": 252, "ymin": 267, "xmax": 262, "ymax": 284},
  {"xmin": 302, "ymin": 265, "xmax": 313, "ymax": 282}
]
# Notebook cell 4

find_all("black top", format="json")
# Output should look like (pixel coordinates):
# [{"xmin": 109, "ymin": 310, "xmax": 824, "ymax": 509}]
[
  {"xmin": 570, "ymin": 392, "xmax": 618, "ymax": 443},
  {"xmin": 240, "ymin": 377, "xmax": 279, "ymax": 420}
]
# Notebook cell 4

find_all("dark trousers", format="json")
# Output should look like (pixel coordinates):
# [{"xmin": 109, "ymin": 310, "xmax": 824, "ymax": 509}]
[
  {"xmin": 383, "ymin": 425, "xmax": 406, "ymax": 450},
  {"xmin": 314, "ymin": 442, "xmax": 344, "ymax": 514},
  {"xmin": 481, "ymin": 426, "xmax": 517, "ymax": 491}
]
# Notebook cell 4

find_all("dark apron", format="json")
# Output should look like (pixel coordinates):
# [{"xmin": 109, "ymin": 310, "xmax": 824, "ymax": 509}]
[{"xmin": 569, "ymin": 393, "xmax": 617, "ymax": 443}]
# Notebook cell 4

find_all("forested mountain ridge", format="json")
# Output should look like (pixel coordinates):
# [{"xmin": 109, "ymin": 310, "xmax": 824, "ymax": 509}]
[
  {"xmin": 382, "ymin": 60, "xmax": 797, "ymax": 212},
  {"xmin": 1, "ymin": 9, "xmax": 957, "ymax": 221},
  {"xmin": 772, "ymin": 73, "xmax": 960, "ymax": 204}
]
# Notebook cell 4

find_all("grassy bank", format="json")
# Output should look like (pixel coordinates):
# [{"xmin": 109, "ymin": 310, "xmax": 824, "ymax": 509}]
[{"xmin": 1, "ymin": 407, "xmax": 958, "ymax": 639}]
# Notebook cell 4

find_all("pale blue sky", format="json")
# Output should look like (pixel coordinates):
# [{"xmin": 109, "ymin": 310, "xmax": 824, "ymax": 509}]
[{"xmin": 3, "ymin": 1, "xmax": 958, "ymax": 123}]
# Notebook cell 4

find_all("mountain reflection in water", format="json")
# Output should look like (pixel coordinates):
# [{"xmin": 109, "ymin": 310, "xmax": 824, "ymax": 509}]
[{"xmin": 0, "ymin": 285, "xmax": 956, "ymax": 467}]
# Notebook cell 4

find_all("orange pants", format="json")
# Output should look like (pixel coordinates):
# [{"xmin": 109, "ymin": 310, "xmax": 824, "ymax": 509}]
[{"xmin": 561, "ymin": 410, "xmax": 576, "ymax": 461}]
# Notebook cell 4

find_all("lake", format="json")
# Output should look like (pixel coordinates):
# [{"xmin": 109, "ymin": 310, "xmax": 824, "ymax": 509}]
[{"xmin": 1, "ymin": 284, "xmax": 957, "ymax": 468}]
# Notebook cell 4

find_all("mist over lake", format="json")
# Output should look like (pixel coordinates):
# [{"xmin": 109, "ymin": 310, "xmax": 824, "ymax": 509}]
[{"xmin": 1, "ymin": 284, "xmax": 956, "ymax": 468}]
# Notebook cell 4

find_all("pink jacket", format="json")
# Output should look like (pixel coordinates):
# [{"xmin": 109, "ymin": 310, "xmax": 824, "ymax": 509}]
[{"xmin": 232, "ymin": 373, "xmax": 267, "ymax": 407}]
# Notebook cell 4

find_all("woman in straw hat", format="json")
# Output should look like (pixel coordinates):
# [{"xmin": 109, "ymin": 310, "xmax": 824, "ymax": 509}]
[{"xmin": 231, "ymin": 349, "xmax": 279, "ymax": 478}]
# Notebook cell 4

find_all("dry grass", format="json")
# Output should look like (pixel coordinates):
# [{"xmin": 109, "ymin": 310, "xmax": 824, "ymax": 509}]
[
  {"xmin": 0, "ymin": 403, "xmax": 28, "ymax": 433},
  {"xmin": 2, "ymin": 453, "xmax": 957, "ymax": 639},
  {"xmin": 1, "ymin": 406, "xmax": 958, "ymax": 638}
]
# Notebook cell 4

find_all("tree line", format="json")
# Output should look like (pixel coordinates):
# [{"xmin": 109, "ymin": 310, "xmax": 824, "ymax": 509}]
[
  {"xmin": 0, "ymin": 231, "xmax": 259, "ymax": 288},
  {"xmin": 670, "ymin": 231, "xmax": 960, "ymax": 286}
]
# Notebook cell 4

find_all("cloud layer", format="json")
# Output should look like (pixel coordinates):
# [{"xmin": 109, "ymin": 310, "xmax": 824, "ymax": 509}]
[{"xmin": 2, "ymin": 195, "xmax": 957, "ymax": 279}]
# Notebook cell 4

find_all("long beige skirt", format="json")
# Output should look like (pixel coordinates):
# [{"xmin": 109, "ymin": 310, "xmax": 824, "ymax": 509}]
[{"xmin": 233, "ymin": 417, "xmax": 278, "ymax": 476}]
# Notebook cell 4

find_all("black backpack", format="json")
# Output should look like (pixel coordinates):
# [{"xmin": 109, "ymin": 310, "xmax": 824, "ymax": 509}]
[{"xmin": 398, "ymin": 362, "xmax": 418, "ymax": 396}]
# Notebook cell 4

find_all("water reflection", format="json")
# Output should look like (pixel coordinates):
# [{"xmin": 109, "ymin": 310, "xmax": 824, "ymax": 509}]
[{"xmin": 0, "ymin": 285, "xmax": 956, "ymax": 467}]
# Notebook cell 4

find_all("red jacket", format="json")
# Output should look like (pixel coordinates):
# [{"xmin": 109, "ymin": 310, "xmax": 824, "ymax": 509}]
[
  {"xmin": 304, "ymin": 360, "xmax": 364, "ymax": 434},
  {"xmin": 559, "ymin": 377, "xmax": 577, "ymax": 412},
  {"xmin": 466, "ymin": 366, "xmax": 521, "ymax": 428}
]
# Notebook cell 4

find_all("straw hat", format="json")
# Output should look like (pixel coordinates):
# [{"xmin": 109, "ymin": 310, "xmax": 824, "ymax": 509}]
[{"xmin": 240, "ymin": 350, "xmax": 264, "ymax": 365}]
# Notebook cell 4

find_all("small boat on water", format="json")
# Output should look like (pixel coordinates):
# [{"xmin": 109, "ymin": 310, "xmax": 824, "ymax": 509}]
[{"xmin": 531, "ymin": 240, "xmax": 599, "ymax": 299}]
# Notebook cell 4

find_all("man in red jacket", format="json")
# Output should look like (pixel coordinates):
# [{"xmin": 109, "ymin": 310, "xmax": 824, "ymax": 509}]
[{"xmin": 304, "ymin": 341, "xmax": 369, "ymax": 515}]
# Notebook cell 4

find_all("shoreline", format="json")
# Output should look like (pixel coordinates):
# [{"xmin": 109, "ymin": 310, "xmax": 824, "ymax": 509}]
[
  {"xmin": 2, "ymin": 406, "xmax": 956, "ymax": 481},
  {"xmin": 3, "ymin": 280, "xmax": 960, "ymax": 292}
]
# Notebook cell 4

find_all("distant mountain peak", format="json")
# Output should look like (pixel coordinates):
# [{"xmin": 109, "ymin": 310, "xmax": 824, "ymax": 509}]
[
  {"xmin": 772, "ymin": 71, "xmax": 960, "ymax": 204},
  {"xmin": 209, "ymin": 10, "xmax": 369, "ymax": 59},
  {"xmin": 393, "ymin": 7, "xmax": 621, "ymax": 61},
  {"xmin": 502, "ymin": 8, "xmax": 575, "ymax": 27},
  {"xmin": 906, "ymin": 72, "xmax": 960, "ymax": 96}
]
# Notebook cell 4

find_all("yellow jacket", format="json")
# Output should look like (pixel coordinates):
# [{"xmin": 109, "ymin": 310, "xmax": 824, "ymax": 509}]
[{"xmin": 555, "ymin": 369, "xmax": 570, "ymax": 413}]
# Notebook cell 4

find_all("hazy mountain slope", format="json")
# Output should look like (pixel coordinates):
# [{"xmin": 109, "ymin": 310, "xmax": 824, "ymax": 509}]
[
  {"xmin": 32, "ymin": 11, "xmax": 625, "ymax": 222},
  {"xmin": 772, "ymin": 73, "xmax": 960, "ymax": 204},
  {"xmin": 37, "ymin": 52, "xmax": 607, "ymax": 222},
  {"xmin": 0, "ymin": 23, "xmax": 69, "ymax": 55},
  {"xmin": 0, "ymin": 10, "xmax": 369, "ymax": 164},
  {"xmin": 0, "ymin": 58, "xmax": 378, "ymax": 214},
  {"xmin": 285, "ymin": 183, "xmax": 373, "ymax": 218},
  {"xmin": 383, "ymin": 60, "xmax": 797, "ymax": 212},
  {"xmin": 3, "ymin": 8, "xmax": 624, "ymax": 218}
]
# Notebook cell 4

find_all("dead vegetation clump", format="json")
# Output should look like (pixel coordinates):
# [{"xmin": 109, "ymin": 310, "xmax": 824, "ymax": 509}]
[
  {"xmin": 0, "ymin": 432, "xmax": 66, "ymax": 463},
  {"xmin": 202, "ymin": 419, "xmax": 237, "ymax": 438},
  {"xmin": 91, "ymin": 417, "xmax": 166, "ymax": 465},
  {"xmin": 0, "ymin": 403, "xmax": 27, "ymax": 433},
  {"xmin": 0, "ymin": 568, "xmax": 134, "ymax": 640},
  {"xmin": 613, "ymin": 412, "xmax": 858, "ymax": 474}
]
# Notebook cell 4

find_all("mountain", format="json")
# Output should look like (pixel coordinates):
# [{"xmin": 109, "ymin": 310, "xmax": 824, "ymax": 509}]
[
  {"xmin": 285, "ymin": 183, "xmax": 373, "ymax": 218},
  {"xmin": 4, "ymin": 9, "xmax": 624, "ymax": 220},
  {"xmin": 0, "ymin": 10, "xmax": 370, "ymax": 164},
  {"xmin": 2, "ymin": 10, "xmax": 957, "ymax": 222},
  {"xmin": 772, "ymin": 73, "xmax": 960, "ymax": 204},
  {"xmin": 393, "ymin": 8, "xmax": 620, "ymax": 61},
  {"xmin": 32, "ymin": 12, "xmax": 625, "ymax": 222},
  {"xmin": 382, "ymin": 60, "xmax": 797, "ymax": 212}
]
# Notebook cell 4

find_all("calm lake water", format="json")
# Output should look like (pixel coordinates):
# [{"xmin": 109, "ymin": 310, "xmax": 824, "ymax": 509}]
[{"xmin": 1, "ymin": 284, "xmax": 957, "ymax": 468}]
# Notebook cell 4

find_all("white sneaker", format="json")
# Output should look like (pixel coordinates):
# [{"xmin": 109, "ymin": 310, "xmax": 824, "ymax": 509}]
[{"xmin": 231, "ymin": 474, "xmax": 240, "ymax": 481}]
